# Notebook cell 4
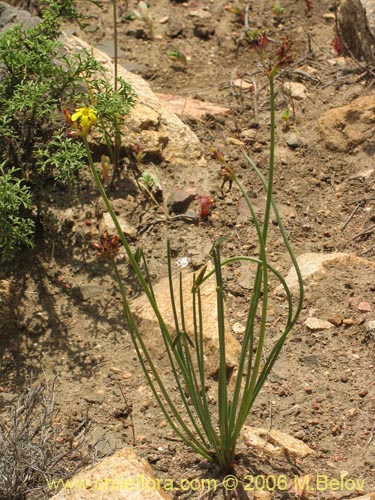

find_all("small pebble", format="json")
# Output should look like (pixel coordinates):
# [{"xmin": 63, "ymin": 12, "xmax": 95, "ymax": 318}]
[
  {"xmin": 232, "ymin": 322, "xmax": 245, "ymax": 334},
  {"xmin": 358, "ymin": 389, "xmax": 368, "ymax": 398},
  {"xmin": 286, "ymin": 132, "xmax": 300, "ymax": 149},
  {"xmin": 304, "ymin": 386, "xmax": 313, "ymax": 394},
  {"xmin": 358, "ymin": 301, "xmax": 371, "ymax": 312},
  {"xmin": 327, "ymin": 313, "xmax": 343, "ymax": 326},
  {"xmin": 343, "ymin": 317, "xmax": 357, "ymax": 327},
  {"xmin": 294, "ymin": 430, "xmax": 305, "ymax": 440},
  {"xmin": 309, "ymin": 418, "xmax": 319, "ymax": 425}
]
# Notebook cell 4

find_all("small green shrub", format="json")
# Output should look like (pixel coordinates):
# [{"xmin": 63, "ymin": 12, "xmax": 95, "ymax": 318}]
[
  {"xmin": 0, "ymin": 163, "xmax": 35, "ymax": 260},
  {"xmin": 0, "ymin": 0, "xmax": 136, "ymax": 261},
  {"xmin": 35, "ymin": 131, "xmax": 87, "ymax": 184}
]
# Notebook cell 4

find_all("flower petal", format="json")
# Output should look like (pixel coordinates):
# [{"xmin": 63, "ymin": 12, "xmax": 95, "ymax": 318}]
[{"xmin": 71, "ymin": 110, "xmax": 83, "ymax": 122}]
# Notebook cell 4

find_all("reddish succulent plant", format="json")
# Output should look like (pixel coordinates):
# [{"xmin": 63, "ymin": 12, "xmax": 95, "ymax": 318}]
[
  {"xmin": 196, "ymin": 195, "xmax": 214, "ymax": 218},
  {"xmin": 93, "ymin": 231, "xmax": 121, "ymax": 261}
]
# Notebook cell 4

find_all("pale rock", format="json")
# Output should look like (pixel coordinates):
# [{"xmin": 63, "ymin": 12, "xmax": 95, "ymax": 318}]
[
  {"xmin": 355, "ymin": 167, "xmax": 374, "ymax": 179},
  {"xmin": 226, "ymin": 136, "xmax": 246, "ymax": 147},
  {"xmin": 96, "ymin": 40, "xmax": 125, "ymax": 59},
  {"xmin": 49, "ymin": 448, "xmax": 172, "ymax": 500},
  {"xmin": 166, "ymin": 189, "xmax": 195, "ymax": 214},
  {"xmin": 323, "ymin": 12, "xmax": 336, "ymax": 22},
  {"xmin": 337, "ymin": 0, "xmax": 375, "ymax": 62},
  {"xmin": 188, "ymin": 8, "xmax": 212, "ymax": 19},
  {"xmin": 275, "ymin": 252, "xmax": 375, "ymax": 294},
  {"xmin": 357, "ymin": 301, "xmax": 371, "ymax": 312},
  {"xmin": 99, "ymin": 212, "xmax": 137, "ymax": 239},
  {"xmin": 282, "ymin": 81, "xmax": 308, "ymax": 100},
  {"xmin": 242, "ymin": 426, "xmax": 314, "ymax": 459},
  {"xmin": 233, "ymin": 78, "xmax": 253, "ymax": 91},
  {"xmin": 305, "ymin": 317, "xmax": 333, "ymax": 331},
  {"xmin": 302, "ymin": 65, "xmax": 319, "ymax": 75},
  {"xmin": 165, "ymin": 19, "xmax": 183, "ymax": 38},
  {"xmin": 159, "ymin": 16, "xmax": 169, "ymax": 24},
  {"xmin": 254, "ymin": 492, "xmax": 272, "ymax": 500},
  {"xmin": 317, "ymin": 95, "xmax": 375, "ymax": 152},
  {"xmin": 130, "ymin": 264, "xmax": 241, "ymax": 377},
  {"xmin": 139, "ymin": 129, "xmax": 169, "ymax": 161},
  {"xmin": 240, "ymin": 129, "xmax": 257, "ymax": 142},
  {"xmin": 156, "ymin": 93, "xmax": 229, "ymax": 119},
  {"xmin": 91, "ymin": 426, "xmax": 116, "ymax": 456},
  {"xmin": 286, "ymin": 132, "xmax": 300, "ymax": 149},
  {"xmin": 62, "ymin": 35, "xmax": 208, "ymax": 180},
  {"xmin": 365, "ymin": 320, "xmax": 375, "ymax": 333},
  {"xmin": 327, "ymin": 56, "xmax": 349, "ymax": 67},
  {"xmin": 0, "ymin": 2, "xmax": 39, "ymax": 31},
  {"xmin": 232, "ymin": 322, "xmax": 245, "ymax": 334},
  {"xmin": 349, "ymin": 494, "xmax": 375, "ymax": 500}
]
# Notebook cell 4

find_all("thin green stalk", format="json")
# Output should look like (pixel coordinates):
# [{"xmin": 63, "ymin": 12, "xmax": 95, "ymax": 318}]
[
  {"xmin": 112, "ymin": 0, "xmax": 121, "ymax": 171},
  {"xmin": 113, "ymin": 0, "xmax": 118, "ymax": 89},
  {"xmin": 211, "ymin": 246, "xmax": 229, "ymax": 460},
  {"xmin": 243, "ymin": 152, "xmax": 304, "ymax": 327},
  {"xmin": 200, "ymin": 256, "xmax": 293, "ymax": 327},
  {"xmin": 192, "ymin": 286, "xmax": 220, "ymax": 451},
  {"xmin": 262, "ymin": 75, "xmax": 275, "ymax": 242},
  {"xmin": 231, "ymin": 75, "xmax": 278, "ymax": 442},
  {"xmin": 225, "ymin": 184, "xmax": 265, "ymax": 441}
]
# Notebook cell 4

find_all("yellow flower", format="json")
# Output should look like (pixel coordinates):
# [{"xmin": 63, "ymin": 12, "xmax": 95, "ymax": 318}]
[{"xmin": 71, "ymin": 106, "xmax": 97, "ymax": 137}]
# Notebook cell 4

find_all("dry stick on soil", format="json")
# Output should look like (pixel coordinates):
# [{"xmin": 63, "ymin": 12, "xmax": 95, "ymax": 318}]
[
  {"xmin": 347, "ymin": 48, "xmax": 375, "ymax": 79},
  {"xmin": 341, "ymin": 202, "xmax": 363, "ymax": 230},
  {"xmin": 286, "ymin": 68, "xmax": 321, "ymax": 83},
  {"xmin": 351, "ymin": 196, "xmax": 375, "ymax": 204},
  {"xmin": 249, "ymin": 76, "xmax": 259, "ymax": 121},
  {"xmin": 138, "ymin": 182, "xmax": 170, "ymax": 219},
  {"xmin": 338, "ymin": 223, "xmax": 375, "ymax": 249},
  {"xmin": 362, "ymin": 243, "xmax": 375, "ymax": 255},
  {"xmin": 117, "ymin": 384, "xmax": 136, "ymax": 446}
]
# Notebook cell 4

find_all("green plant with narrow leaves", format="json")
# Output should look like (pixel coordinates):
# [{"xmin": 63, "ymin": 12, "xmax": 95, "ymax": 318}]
[{"xmin": 74, "ymin": 35, "xmax": 303, "ymax": 472}]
